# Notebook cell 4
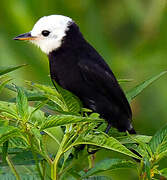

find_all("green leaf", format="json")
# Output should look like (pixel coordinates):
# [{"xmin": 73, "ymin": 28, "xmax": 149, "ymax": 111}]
[
  {"xmin": 40, "ymin": 115, "xmax": 103, "ymax": 130},
  {"xmin": 0, "ymin": 170, "xmax": 41, "ymax": 180},
  {"xmin": 118, "ymin": 79, "xmax": 133, "ymax": 83},
  {"xmin": 83, "ymin": 176, "xmax": 113, "ymax": 180},
  {"xmin": 143, "ymin": 157, "xmax": 151, "ymax": 180},
  {"xmin": 30, "ymin": 127, "xmax": 42, "ymax": 152},
  {"xmin": 118, "ymin": 135, "xmax": 152, "ymax": 144},
  {"xmin": 0, "ymin": 101, "xmax": 18, "ymax": 119},
  {"xmin": 29, "ymin": 100, "xmax": 48, "ymax": 120},
  {"xmin": 2, "ymin": 141, "xmax": 8, "ymax": 163},
  {"xmin": 26, "ymin": 81, "xmax": 61, "ymax": 98},
  {"xmin": 9, "ymin": 151, "xmax": 36, "ymax": 165},
  {"xmin": 26, "ymin": 81, "xmax": 68, "ymax": 111},
  {"xmin": 0, "ymin": 151, "xmax": 43, "ymax": 166},
  {"xmin": 26, "ymin": 80, "xmax": 81, "ymax": 113},
  {"xmin": 125, "ymin": 133, "xmax": 152, "ymax": 158},
  {"xmin": 46, "ymin": 94, "xmax": 67, "ymax": 111},
  {"xmin": 53, "ymin": 81, "xmax": 82, "ymax": 113},
  {"xmin": 149, "ymin": 124, "xmax": 167, "ymax": 161},
  {"xmin": 0, "ymin": 126, "xmax": 23, "ymax": 145},
  {"xmin": 0, "ymin": 78, "xmax": 12, "ymax": 93},
  {"xmin": 82, "ymin": 158, "xmax": 136, "ymax": 178},
  {"xmin": 0, "ymin": 64, "xmax": 27, "ymax": 76},
  {"xmin": 69, "ymin": 132, "xmax": 141, "ymax": 160},
  {"xmin": 6, "ymin": 155, "xmax": 21, "ymax": 180},
  {"xmin": 126, "ymin": 71, "xmax": 167, "ymax": 102},
  {"xmin": 28, "ymin": 106, "xmax": 46, "ymax": 126},
  {"xmin": 5, "ymin": 84, "xmax": 47, "ymax": 102},
  {"xmin": 9, "ymin": 137, "xmax": 29, "ymax": 149},
  {"xmin": 61, "ymin": 172, "xmax": 81, "ymax": 180},
  {"xmin": 43, "ymin": 127, "xmax": 63, "ymax": 154},
  {"xmin": 30, "ymin": 127, "xmax": 49, "ymax": 160},
  {"xmin": 0, "ymin": 173, "xmax": 18, "ymax": 180},
  {"xmin": 160, "ymin": 168, "xmax": 167, "ymax": 178},
  {"xmin": 16, "ymin": 87, "xmax": 29, "ymax": 121}
]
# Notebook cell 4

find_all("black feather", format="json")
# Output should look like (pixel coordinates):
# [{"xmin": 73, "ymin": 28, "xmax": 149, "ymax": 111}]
[{"xmin": 48, "ymin": 22, "xmax": 135, "ymax": 133}]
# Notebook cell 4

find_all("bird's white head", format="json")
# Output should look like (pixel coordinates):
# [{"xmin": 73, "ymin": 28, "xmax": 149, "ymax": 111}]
[{"xmin": 14, "ymin": 15, "xmax": 73, "ymax": 54}]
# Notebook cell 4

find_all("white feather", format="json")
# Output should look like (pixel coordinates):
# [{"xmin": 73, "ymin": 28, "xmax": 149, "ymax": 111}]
[{"xmin": 30, "ymin": 15, "xmax": 73, "ymax": 54}]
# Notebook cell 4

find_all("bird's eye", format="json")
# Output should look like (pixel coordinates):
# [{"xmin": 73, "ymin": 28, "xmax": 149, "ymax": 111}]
[{"xmin": 41, "ymin": 30, "xmax": 50, "ymax": 37}]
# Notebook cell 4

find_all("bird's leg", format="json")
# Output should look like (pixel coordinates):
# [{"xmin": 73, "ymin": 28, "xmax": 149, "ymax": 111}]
[{"xmin": 105, "ymin": 123, "xmax": 112, "ymax": 134}]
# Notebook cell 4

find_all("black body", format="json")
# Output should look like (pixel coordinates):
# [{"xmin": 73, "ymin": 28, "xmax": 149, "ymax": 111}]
[{"xmin": 48, "ymin": 22, "xmax": 135, "ymax": 133}]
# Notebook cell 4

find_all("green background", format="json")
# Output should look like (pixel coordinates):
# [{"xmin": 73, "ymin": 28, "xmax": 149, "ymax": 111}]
[{"xmin": 0, "ymin": 0, "xmax": 167, "ymax": 179}]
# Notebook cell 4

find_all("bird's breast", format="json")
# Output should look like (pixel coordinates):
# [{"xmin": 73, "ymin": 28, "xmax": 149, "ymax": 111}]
[{"xmin": 49, "ymin": 54, "xmax": 84, "ymax": 92}]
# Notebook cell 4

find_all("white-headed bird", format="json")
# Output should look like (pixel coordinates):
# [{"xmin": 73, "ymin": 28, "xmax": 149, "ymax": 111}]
[{"xmin": 14, "ymin": 15, "xmax": 135, "ymax": 134}]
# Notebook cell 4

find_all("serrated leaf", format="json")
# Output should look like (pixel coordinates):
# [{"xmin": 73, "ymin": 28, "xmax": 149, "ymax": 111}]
[
  {"xmin": 69, "ymin": 132, "xmax": 141, "ymax": 160},
  {"xmin": 16, "ymin": 87, "xmax": 29, "ymax": 121},
  {"xmin": 118, "ymin": 135, "xmax": 152, "ymax": 144},
  {"xmin": 26, "ymin": 81, "xmax": 61, "ymax": 98},
  {"xmin": 28, "ymin": 106, "xmax": 46, "ymax": 126},
  {"xmin": 12, "ymin": 164, "xmax": 42, "ymax": 179},
  {"xmin": 0, "ymin": 64, "xmax": 27, "ymax": 76},
  {"xmin": 43, "ymin": 127, "xmax": 63, "ymax": 154},
  {"xmin": 26, "ymin": 81, "xmax": 68, "ymax": 111},
  {"xmin": 0, "ymin": 172, "xmax": 41, "ymax": 180},
  {"xmin": 6, "ymin": 155, "xmax": 21, "ymax": 180},
  {"xmin": 0, "ymin": 173, "xmax": 18, "ymax": 180},
  {"xmin": 143, "ymin": 157, "xmax": 151, "ymax": 180},
  {"xmin": 82, "ymin": 158, "xmax": 136, "ymax": 178},
  {"xmin": 0, "ymin": 126, "xmax": 22, "ymax": 145},
  {"xmin": 126, "ymin": 71, "xmax": 167, "ymax": 102},
  {"xmin": 5, "ymin": 84, "xmax": 47, "ymax": 102},
  {"xmin": 30, "ymin": 127, "xmax": 42, "ymax": 151},
  {"xmin": 160, "ymin": 168, "xmax": 167, "ymax": 178},
  {"xmin": 0, "ymin": 151, "xmax": 43, "ymax": 166},
  {"xmin": 46, "ymin": 94, "xmax": 67, "ymax": 111},
  {"xmin": 125, "ymin": 133, "xmax": 152, "ymax": 158},
  {"xmin": 0, "ymin": 101, "xmax": 18, "ymax": 119},
  {"xmin": 9, "ymin": 137, "xmax": 29, "ymax": 149},
  {"xmin": 30, "ymin": 127, "xmax": 49, "ymax": 160},
  {"xmin": 10, "ymin": 151, "xmax": 36, "ymax": 165},
  {"xmin": 40, "ymin": 115, "xmax": 103, "ymax": 130},
  {"xmin": 29, "ymin": 100, "xmax": 48, "ymax": 120},
  {"xmin": 0, "ymin": 78, "xmax": 12, "ymax": 93},
  {"xmin": 149, "ymin": 124, "xmax": 167, "ymax": 161},
  {"xmin": 2, "ymin": 141, "xmax": 8, "ymax": 163},
  {"xmin": 26, "ymin": 80, "xmax": 81, "ymax": 113},
  {"xmin": 53, "ymin": 81, "xmax": 82, "ymax": 113}
]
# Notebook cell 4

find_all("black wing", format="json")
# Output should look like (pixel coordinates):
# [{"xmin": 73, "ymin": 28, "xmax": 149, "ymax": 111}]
[{"xmin": 78, "ymin": 59, "xmax": 132, "ymax": 125}]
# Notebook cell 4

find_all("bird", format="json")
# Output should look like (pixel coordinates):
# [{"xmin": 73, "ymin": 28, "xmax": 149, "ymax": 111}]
[{"xmin": 14, "ymin": 15, "xmax": 135, "ymax": 134}]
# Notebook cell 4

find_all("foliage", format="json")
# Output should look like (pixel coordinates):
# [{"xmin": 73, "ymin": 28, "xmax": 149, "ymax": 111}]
[{"xmin": 0, "ymin": 66, "xmax": 167, "ymax": 180}]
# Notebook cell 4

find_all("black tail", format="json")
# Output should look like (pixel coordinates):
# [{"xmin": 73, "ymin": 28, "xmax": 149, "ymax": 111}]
[
  {"xmin": 128, "ymin": 127, "xmax": 136, "ymax": 134},
  {"xmin": 105, "ymin": 121, "xmax": 136, "ymax": 134}
]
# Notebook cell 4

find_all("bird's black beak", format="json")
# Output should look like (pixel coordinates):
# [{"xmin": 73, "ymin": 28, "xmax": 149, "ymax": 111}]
[{"xmin": 13, "ymin": 32, "xmax": 37, "ymax": 41}]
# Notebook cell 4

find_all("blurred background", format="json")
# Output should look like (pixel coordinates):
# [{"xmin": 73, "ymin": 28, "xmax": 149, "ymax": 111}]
[{"xmin": 0, "ymin": 0, "xmax": 167, "ymax": 179}]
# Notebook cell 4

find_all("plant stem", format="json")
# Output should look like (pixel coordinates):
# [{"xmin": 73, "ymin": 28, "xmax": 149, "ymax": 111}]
[
  {"xmin": 41, "ymin": 160, "xmax": 46, "ymax": 179},
  {"xmin": 59, "ymin": 159, "xmax": 76, "ymax": 177},
  {"xmin": 6, "ymin": 155, "xmax": 21, "ymax": 180},
  {"xmin": 138, "ymin": 160, "xmax": 145, "ymax": 180},
  {"xmin": 27, "ymin": 132, "xmax": 43, "ymax": 180},
  {"xmin": 31, "ymin": 146, "xmax": 43, "ymax": 179},
  {"xmin": 51, "ymin": 131, "xmax": 70, "ymax": 180},
  {"xmin": 52, "ymin": 149, "xmax": 63, "ymax": 180}
]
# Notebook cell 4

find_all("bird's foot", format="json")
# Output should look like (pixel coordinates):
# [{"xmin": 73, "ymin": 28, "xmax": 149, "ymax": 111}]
[{"xmin": 105, "ymin": 124, "xmax": 112, "ymax": 134}]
